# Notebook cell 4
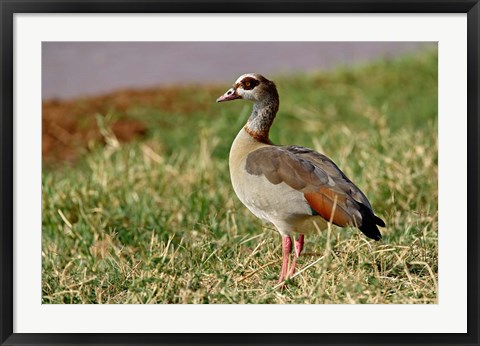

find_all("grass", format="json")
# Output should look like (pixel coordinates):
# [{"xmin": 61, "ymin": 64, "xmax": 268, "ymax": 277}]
[{"xmin": 42, "ymin": 50, "xmax": 438, "ymax": 304}]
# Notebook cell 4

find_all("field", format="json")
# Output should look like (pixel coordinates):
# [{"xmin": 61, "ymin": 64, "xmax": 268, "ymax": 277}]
[{"xmin": 42, "ymin": 50, "xmax": 438, "ymax": 304}]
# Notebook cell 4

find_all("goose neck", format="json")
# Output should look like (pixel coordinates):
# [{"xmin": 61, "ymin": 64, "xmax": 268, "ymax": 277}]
[{"xmin": 244, "ymin": 98, "xmax": 279, "ymax": 144}]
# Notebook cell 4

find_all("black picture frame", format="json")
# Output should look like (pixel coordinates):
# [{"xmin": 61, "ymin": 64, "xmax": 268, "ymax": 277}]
[{"xmin": 1, "ymin": 1, "xmax": 478, "ymax": 345}]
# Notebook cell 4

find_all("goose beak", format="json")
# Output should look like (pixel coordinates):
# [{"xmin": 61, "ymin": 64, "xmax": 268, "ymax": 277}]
[{"xmin": 216, "ymin": 87, "xmax": 240, "ymax": 102}]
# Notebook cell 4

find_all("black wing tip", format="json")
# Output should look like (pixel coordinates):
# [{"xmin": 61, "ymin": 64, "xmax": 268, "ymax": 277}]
[
  {"xmin": 357, "ymin": 203, "xmax": 385, "ymax": 241},
  {"xmin": 375, "ymin": 215, "xmax": 386, "ymax": 228},
  {"xmin": 359, "ymin": 224, "xmax": 382, "ymax": 241}
]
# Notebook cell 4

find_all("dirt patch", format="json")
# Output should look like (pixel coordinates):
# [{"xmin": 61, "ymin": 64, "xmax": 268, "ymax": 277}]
[
  {"xmin": 42, "ymin": 98, "xmax": 147, "ymax": 164},
  {"xmin": 42, "ymin": 85, "xmax": 222, "ymax": 165}
]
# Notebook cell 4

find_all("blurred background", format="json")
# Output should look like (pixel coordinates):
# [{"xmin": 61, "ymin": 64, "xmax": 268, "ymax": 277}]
[
  {"xmin": 42, "ymin": 41, "xmax": 436, "ymax": 164},
  {"xmin": 43, "ymin": 42, "xmax": 435, "ymax": 100},
  {"xmin": 42, "ymin": 42, "xmax": 438, "ymax": 304}
]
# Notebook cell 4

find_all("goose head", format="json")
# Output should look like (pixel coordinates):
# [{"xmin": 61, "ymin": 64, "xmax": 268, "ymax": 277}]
[{"xmin": 216, "ymin": 73, "xmax": 278, "ymax": 104}]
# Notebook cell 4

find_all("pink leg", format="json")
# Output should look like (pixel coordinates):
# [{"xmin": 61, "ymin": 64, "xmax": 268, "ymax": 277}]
[
  {"xmin": 278, "ymin": 235, "xmax": 292, "ymax": 283},
  {"xmin": 294, "ymin": 234, "xmax": 305, "ymax": 258},
  {"xmin": 288, "ymin": 234, "xmax": 305, "ymax": 277}
]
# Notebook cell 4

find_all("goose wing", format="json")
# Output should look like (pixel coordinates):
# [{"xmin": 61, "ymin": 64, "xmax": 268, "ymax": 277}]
[{"xmin": 245, "ymin": 145, "xmax": 384, "ymax": 240}]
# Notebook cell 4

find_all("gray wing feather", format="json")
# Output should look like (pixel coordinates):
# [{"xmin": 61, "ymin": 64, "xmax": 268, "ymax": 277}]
[{"xmin": 245, "ymin": 145, "xmax": 373, "ymax": 210}]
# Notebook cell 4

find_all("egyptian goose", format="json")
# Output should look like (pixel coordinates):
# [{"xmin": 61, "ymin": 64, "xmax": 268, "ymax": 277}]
[{"xmin": 217, "ymin": 73, "xmax": 385, "ymax": 283}]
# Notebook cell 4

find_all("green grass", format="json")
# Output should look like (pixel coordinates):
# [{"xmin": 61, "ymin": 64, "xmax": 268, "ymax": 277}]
[{"xmin": 42, "ymin": 50, "xmax": 438, "ymax": 304}]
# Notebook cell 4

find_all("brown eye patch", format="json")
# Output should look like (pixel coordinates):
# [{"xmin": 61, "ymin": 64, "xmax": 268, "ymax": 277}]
[{"xmin": 241, "ymin": 77, "xmax": 260, "ymax": 90}]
